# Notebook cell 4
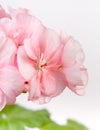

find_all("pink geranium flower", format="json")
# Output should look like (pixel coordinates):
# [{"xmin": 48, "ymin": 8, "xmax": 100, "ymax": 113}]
[
  {"xmin": 0, "ymin": 5, "xmax": 88, "ymax": 107},
  {"xmin": 17, "ymin": 25, "xmax": 88, "ymax": 104}
]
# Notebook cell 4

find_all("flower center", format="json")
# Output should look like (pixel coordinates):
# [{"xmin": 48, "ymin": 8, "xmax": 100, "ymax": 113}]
[
  {"xmin": 57, "ymin": 65, "xmax": 63, "ymax": 70},
  {"xmin": 38, "ymin": 53, "xmax": 47, "ymax": 72}
]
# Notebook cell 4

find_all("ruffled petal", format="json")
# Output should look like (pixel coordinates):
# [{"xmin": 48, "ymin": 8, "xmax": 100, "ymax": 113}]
[
  {"xmin": 24, "ymin": 38, "xmax": 38, "ymax": 60},
  {"xmin": 0, "ymin": 66, "xmax": 24, "ymax": 104},
  {"xmin": 0, "ymin": 36, "xmax": 17, "ymax": 66},
  {"xmin": 62, "ymin": 65, "xmax": 88, "ymax": 95},
  {"xmin": 0, "ymin": 5, "xmax": 11, "ymax": 19},
  {"xmin": 50, "ymin": 71, "xmax": 66, "ymax": 97},
  {"xmin": 15, "ymin": 13, "xmax": 35, "ymax": 33},
  {"xmin": 29, "ymin": 70, "xmax": 67, "ymax": 104},
  {"xmin": 8, "ymin": 6, "xmax": 31, "ymax": 18},
  {"xmin": 24, "ymin": 22, "xmax": 46, "ymax": 59},
  {"xmin": 1, "ymin": 85, "xmax": 16, "ymax": 104},
  {"xmin": 0, "ymin": 18, "xmax": 14, "ymax": 35},
  {"xmin": 28, "ymin": 73, "xmax": 41, "ymax": 101},
  {"xmin": 17, "ymin": 46, "xmax": 36, "ymax": 80},
  {"xmin": 42, "ymin": 71, "xmax": 57, "ymax": 96},
  {"xmin": 62, "ymin": 37, "xmax": 85, "ymax": 67},
  {"xmin": 44, "ymin": 29, "xmax": 61, "ymax": 60}
]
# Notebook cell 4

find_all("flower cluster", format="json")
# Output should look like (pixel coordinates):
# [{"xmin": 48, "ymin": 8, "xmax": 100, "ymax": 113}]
[{"xmin": 0, "ymin": 5, "xmax": 88, "ymax": 110}]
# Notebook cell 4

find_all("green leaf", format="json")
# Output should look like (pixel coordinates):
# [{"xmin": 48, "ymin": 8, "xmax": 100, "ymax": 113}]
[
  {"xmin": 0, "ymin": 105, "xmax": 51, "ymax": 130},
  {"xmin": 67, "ymin": 119, "xmax": 89, "ymax": 130},
  {"xmin": 40, "ymin": 120, "xmax": 89, "ymax": 130},
  {"xmin": 40, "ymin": 122, "xmax": 74, "ymax": 130},
  {"xmin": 0, "ymin": 105, "xmax": 89, "ymax": 130}
]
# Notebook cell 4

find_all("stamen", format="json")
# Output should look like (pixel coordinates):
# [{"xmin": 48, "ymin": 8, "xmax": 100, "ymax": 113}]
[
  {"xmin": 38, "ymin": 53, "xmax": 47, "ymax": 72},
  {"xmin": 58, "ymin": 65, "xmax": 63, "ymax": 70}
]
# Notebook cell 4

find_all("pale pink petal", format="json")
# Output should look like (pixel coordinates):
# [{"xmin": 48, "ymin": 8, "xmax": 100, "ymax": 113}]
[
  {"xmin": 36, "ymin": 97, "xmax": 51, "ymax": 104},
  {"xmin": 0, "ymin": 5, "xmax": 11, "ymax": 19},
  {"xmin": 0, "ymin": 66, "xmax": 24, "ymax": 104},
  {"xmin": 1, "ymin": 85, "xmax": 16, "ymax": 104},
  {"xmin": 29, "ymin": 70, "xmax": 67, "ymax": 103},
  {"xmin": 8, "ymin": 7, "xmax": 31, "ymax": 18},
  {"xmin": 75, "ymin": 89, "xmax": 85, "ymax": 95},
  {"xmin": 0, "ymin": 88, "xmax": 6, "ymax": 111},
  {"xmin": 76, "ymin": 49, "xmax": 85, "ymax": 64},
  {"xmin": 65, "ymin": 66, "xmax": 82, "ymax": 86},
  {"xmin": 28, "ymin": 74, "xmax": 41, "ymax": 101},
  {"xmin": 0, "ymin": 37, "xmax": 17, "ymax": 66},
  {"xmin": 0, "ymin": 18, "xmax": 14, "ymax": 35},
  {"xmin": 25, "ymin": 22, "xmax": 46, "ymax": 59},
  {"xmin": 44, "ymin": 29, "xmax": 61, "ymax": 60},
  {"xmin": 24, "ymin": 38, "xmax": 38, "ymax": 60},
  {"xmin": 62, "ymin": 65, "xmax": 88, "ymax": 95},
  {"xmin": 50, "ymin": 71, "xmax": 66, "ymax": 97},
  {"xmin": 17, "ymin": 47, "xmax": 36, "ymax": 80},
  {"xmin": 80, "ymin": 67, "xmax": 88, "ymax": 86},
  {"xmin": 13, "ymin": 13, "xmax": 44, "ymax": 46},
  {"xmin": 46, "ymin": 43, "xmax": 63, "ymax": 69},
  {"xmin": 41, "ymin": 71, "xmax": 57, "ymax": 96},
  {"xmin": 62, "ymin": 37, "xmax": 85, "ymax": 67},
  {"xmin": 63, "ymin": 66, "xmax": 83, "ymax": 86},
  {"xmin": 0, "ymin": 66, "xmax": 24, "ymax": 95},
  {"xmin": 29, "ymin": 72, "xmax": 53, "ymax": 104},
  {"xmin": 15, "ymin": 13, "xmax": 34, "ymax": 31},
  {"xmin": 15, "ymin": 12, "xmax": 42, "ymax": 36}
]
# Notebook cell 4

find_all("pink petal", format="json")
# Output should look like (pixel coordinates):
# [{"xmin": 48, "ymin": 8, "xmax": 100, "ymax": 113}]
[
  {"xmin": 15, "ymin": 12, "xmax": 42, "ymax": 37},
  {"xmin": 15, "ymin": 13, "xmax": 34, "ymax": 31},
  {"xmin": 42, "ymin": 71, "xmax": 57, "ymax": 96},
  {"xmin": 0, "ymin": 88, "xmax": 6, "ymax": 111},
  {"xmin": 63, "ymin": 65, "xmax": 84, "ymax": 86},
  {"xmin": 62, "ymin": 65, "xmax": 88, "ymax": 95},
  {"xmin": 50, "ymin": 71, "xmax": 66, "ymax": 97},
  {"xmin": 62, "ymin": 37, "xmax": 85, "ymax": 67},
  {"xmin": 36, "ymin": 97, "xmax": 51, "ymax": 104},
  {"xmin": 0, "ymin": 18, "xmax": 14, "ymax": 35},
  {"xmin": 46, "ymin": 43, "xmax": 63, "ymax": 69},
  {"xmin": 17, "ymin": 46, "xmax": 36, "ymax": 80},
  {"xmin": 24, "ymin": 38, "xmax": 38, "ymax": 60},
  {"xmin": 28, "ymin": 72, "xmax": 53, "ymax": 104},
  {"xmin": 29, "ymin": 70, "xmax": 67, "ymax": 103},
  {"xmin": 0, "ymin": 5, "xmax": 11, "ymax": 19},
  {"xmin": 24, "ymin": 22, "xmax": 46, "ymax": 59},
  {"xmin": 1, "ymin": 85, "xmax": 16, "ymax": 104},
  {"xmin": 28, "ymin": 74, "xmax": 41, "ymax": 101},
  {"xmin": 0, "ymin": 36, "xmax": 17, "ymax": 66},
  {"xmin": 8, "ymin": 6, "xmax": 31, "ymax": 18},
  {"xmin": 0, "ymin": 66, "xmax": 24, "ymax": 104},
  {"xmin": 75, "ymin": 89, "xmax": 85, "ymax": 96},
  {"xmin": 44, "ymin": 29, "xmax": 61, "ymax": 60}
]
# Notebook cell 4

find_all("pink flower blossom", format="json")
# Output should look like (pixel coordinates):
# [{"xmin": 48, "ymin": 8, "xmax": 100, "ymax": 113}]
[
  {"xmin": 17, "ymin": 25, "xmax": 88, "ymax": 104},
  {"xmin": 0, "ymin": 5, "xmax": 88, "ymax": 106}
]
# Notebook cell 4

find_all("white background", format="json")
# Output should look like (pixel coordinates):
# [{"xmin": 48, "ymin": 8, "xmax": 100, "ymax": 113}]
[{"xmin": 0, "ymin": 0, "xmax": 100, "ymax": 130}]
